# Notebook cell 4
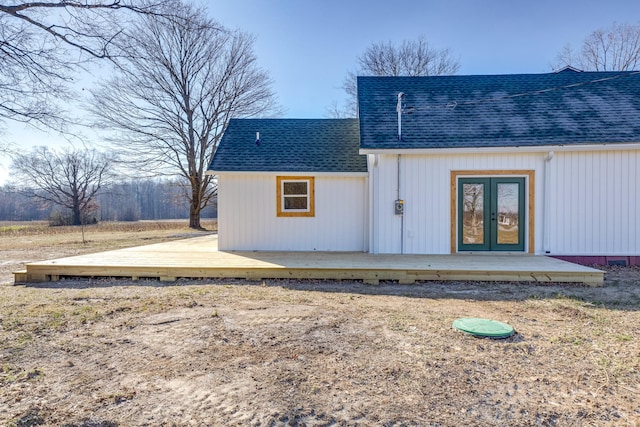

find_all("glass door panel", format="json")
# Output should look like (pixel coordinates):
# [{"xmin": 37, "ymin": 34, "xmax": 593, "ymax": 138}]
[
  {"xmin": 490, "ymin": 178, "xmax": 525, "ymax": 251},
  {"xmin": 462, "ymin": 183, "xmax": 485, "ymax": 245},
  {"xmin": 458, "ymin": 178, "xmax": 490, "ymax": 251},
  {"xmin": 496, "ymin": 183, "xmax": 520, "ymax": 245}
]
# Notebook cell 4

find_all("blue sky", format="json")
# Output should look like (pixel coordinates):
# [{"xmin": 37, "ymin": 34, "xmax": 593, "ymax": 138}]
[
  {"xmin": 2, "ymin": 0, "xmax": 640, "ymax": 182},
  {"xmin": 209, "ymin": 0, "xmax": 640, "ymax": 117}
]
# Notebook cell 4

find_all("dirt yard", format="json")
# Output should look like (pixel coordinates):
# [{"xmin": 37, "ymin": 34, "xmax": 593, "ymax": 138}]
[{"xmin": 1, "ymin": 222, "xmax": 639, "ymax": 426}]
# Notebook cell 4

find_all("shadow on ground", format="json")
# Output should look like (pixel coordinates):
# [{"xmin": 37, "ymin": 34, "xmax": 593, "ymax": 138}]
[{"xmin": 16, "ymin": 266, "xmax": 640, "ymax": 311}]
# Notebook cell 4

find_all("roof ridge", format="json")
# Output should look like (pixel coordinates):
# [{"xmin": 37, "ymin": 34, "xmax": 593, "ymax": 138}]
[
  {"xmin": 357, "ymin": 70, "xmax": 637, "ymax": 80},
  {"xmin": 229, "ymin": 117, "xmax": 357, "ymax": 121}
]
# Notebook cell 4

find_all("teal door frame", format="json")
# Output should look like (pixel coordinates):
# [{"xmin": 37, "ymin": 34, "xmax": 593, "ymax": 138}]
[{"xmin": 457, "ymin": 177, "xmax": 526, "ymax": 252}]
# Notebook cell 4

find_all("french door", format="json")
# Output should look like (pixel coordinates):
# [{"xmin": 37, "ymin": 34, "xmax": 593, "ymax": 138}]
[{"xmin": 458, "ymin": 177, "xmax": 525, "ymax": 251}]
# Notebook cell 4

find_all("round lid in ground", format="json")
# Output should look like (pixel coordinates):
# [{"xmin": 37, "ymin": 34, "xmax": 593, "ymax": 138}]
[{"xmin": 452, "ymin": 318, "xmax": 514, "ymax": 338}]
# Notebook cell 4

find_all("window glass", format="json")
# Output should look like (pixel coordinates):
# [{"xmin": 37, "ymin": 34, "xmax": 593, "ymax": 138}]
[
  {"xmin": 283, "ymin": 182, "xmax": 307, "ymax": 195},
  {"xmin": 284, "ymin": 196, "xmax": 308, "ymax": 209}
]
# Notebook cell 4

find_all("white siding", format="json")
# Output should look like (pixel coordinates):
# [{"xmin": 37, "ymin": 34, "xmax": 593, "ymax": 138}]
[
  {"xmin": 369, "ymin": 149, "xmax": 640, "ymax": 256},
  {"xmin": 217, "ymin": 174, "xmax": 366, "ymax": 251},
  {"xmin": 218, "ymin": 148, "xmax": 639, "ymax": 256},
  {"xmin": 548, "ymin": 150, "xmax": 640, "ymax": 255},
  {"xmin": 369, "ymin": 152, "xmax": 545, "ymax": 254}
]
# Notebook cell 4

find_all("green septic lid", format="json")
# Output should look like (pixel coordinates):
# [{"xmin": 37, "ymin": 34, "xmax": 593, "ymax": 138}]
[{"xmin": 452, "ymin": 317, "xmax": 515, "ymax": 338}]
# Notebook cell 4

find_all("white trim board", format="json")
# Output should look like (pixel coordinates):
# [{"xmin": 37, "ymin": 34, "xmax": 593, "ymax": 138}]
[
  {"xmin": 360, "ymin": 142, "xmax": 640, "ymax": 156},
  {"xmin": 207, "ymin": 171, "xmax": 368, "ymax": 177}
]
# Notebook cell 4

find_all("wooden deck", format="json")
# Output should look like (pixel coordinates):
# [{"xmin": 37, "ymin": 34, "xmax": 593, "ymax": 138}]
[{"xmin": 14, "ymin": 235, "xmax": 604, "ymax": 285}]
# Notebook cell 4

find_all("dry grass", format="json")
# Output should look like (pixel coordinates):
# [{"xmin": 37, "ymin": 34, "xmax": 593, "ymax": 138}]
[
  {"xmin": 0, "ymin": 219, "xmax": 216, "ymax": 242},
  {"xmin": 0, "ymin": 221, "xmax": 639, "ymax": 426}
]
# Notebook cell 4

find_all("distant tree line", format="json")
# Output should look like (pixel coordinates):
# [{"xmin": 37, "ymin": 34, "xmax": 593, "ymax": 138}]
[
  {"xmin": 0, "ymin": 0, "xmax": 277, "ymax": 229},
  {"xmin": 97, "ymin": 180, "xmax": 217, "ymax": 222},
  {"xmin": 0, "ymin": 179, "xmax": 216, "ymax": 223}
]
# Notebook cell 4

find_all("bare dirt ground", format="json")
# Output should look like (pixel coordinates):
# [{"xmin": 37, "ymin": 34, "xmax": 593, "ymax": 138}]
[{"xmin": 1, "ymin": 222, "xmax": 639, "ymax": 426}]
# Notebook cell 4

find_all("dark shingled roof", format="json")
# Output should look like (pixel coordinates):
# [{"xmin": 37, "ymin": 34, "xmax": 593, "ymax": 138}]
[
  {"xmin": 358, "ymin": 70, "xmax": 640, "ymax": 149},
  {"xmin": 208, "ymin": 118, "xmax": 366, "ymax": 173}
]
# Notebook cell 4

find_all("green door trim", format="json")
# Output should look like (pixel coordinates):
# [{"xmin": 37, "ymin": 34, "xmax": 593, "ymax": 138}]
[{"xmin": 457, "ymin": 177, "xmax": 526, "ymax": 252}]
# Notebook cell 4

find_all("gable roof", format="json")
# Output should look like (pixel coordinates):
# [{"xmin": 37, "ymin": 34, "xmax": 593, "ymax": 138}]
[
  {"xmin": 358, "ymin": 71, "xmax": 640, "ymax": 150},
  {"xmin": 208, "ymin": 118, "xmax": 366, "ymax": 173}
]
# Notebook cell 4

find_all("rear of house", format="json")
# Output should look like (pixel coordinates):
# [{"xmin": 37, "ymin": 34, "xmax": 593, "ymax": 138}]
[
  {"xmin": 358, "ymin": 71, "xmax": 640, "ymax": 265},
  {"xmin": 209, "ymin": 70, "xmax": 640, "ymax": 266}
]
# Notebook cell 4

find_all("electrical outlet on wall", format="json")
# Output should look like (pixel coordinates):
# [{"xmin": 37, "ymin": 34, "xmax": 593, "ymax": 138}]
[{"xmin": 394, "ymin": 199, "xmax": 404, "ymax": 215}]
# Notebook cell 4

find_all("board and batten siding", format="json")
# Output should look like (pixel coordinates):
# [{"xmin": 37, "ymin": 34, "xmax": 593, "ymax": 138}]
[
  {"xmin": 217, "ymin": 173, "xmax": 367, "ymax": 251},
  {"xmin": 369, "ymin": 148, "xmax": 640, "ymax": 256},
  {"xmin": 548, "ymin": 150, "xmax": 640, "ymax": 255},
  {"xmin": 369, "ymin": 152, "xmax": 545, "ymax": 254}
]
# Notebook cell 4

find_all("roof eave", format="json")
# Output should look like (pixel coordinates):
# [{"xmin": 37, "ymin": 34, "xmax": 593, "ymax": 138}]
[
  {"xmin": 206, "ymin": 170, "xmax": 368, "ymax": 177},
  {"xmin": 359, "ymin": 142, "xmax": 640, "ymax": 155}
]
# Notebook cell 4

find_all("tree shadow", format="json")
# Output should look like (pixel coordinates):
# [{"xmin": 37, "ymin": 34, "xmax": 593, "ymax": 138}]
[
  {"xmin": 20, "ymin": 266, "xmax": 640, "ymax": 311},
  {"xmin": 62, "ymin": 422, "xmax": 118, "ymax": 427},
  {"xmin": 264, "ymin": 274, "xmax": 640, "ymax": 312},
  {"xmin": 11, "ymin": 406, "xmax": 118, "ymax": 427}
]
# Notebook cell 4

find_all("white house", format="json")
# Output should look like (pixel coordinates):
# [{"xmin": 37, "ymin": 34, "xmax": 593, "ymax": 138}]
[
  {"xmin": 208, "ymin": 119, "xmax": 368, "ymax": 252},
  {"xmin": 208, "ymin": 69, "xmax": 640, "ymax": 266}
]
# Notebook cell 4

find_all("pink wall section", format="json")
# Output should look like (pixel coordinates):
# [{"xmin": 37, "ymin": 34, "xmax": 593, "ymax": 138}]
[{"xmin": 552, "ymin": 256, "xmax": 640, "ymax": 267}]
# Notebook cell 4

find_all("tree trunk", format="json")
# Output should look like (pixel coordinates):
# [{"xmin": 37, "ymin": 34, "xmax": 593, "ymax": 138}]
[
  {"xmin": 189, "ymin": 182, "xmax": 202, "ymax": 229},
  {"xmin": 189, "ymin": 202, "xmax": 201, "ymax": 229},
  {"xmin": 72, "ymin": 202, "xmax": 82, "ymax": 226}
]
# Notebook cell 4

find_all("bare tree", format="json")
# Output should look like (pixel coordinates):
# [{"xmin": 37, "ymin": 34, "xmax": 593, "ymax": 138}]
[
  {"xmin": 355, "ymin": 36, "xmax": 461, "ymax": 77},
  {"xmin": 90, "ymin": 0, "xmax": 278, "ymax": 229},
  {"xmin": 11, "ymin": 146, "xmax": 116, "ymax": 225},
  {"xmin": 0, "ymin": 137, "xmax": 11, "ymax": 155},
  {"xmin": 334, "ymin": 36, "xmax": 461, "ymax": 117},
  {"xmin": 555, "ymin": 22, "xmax": 640, "ymax": 71},
  {"xmin": 0, "ymin": 0, "xmax": 168, "ymax": 128},
  {"xmin": 324, "ymin": 100, "xmax": 352, "ymax": 119},
  {"xmin": 463, "ymin": 184, "xmax": 483, "ymax": 227}
]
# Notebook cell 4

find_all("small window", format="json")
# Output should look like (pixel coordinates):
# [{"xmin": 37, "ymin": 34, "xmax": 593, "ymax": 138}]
[{"xmin": 277, "ymin": 176, "xmax": 315, "ymax": 217}]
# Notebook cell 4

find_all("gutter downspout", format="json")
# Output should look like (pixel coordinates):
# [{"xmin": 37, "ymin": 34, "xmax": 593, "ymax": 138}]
[
  {"xmin": 368, "ymin": 154, "xmax": 376, "ymax": 254},
  {"xmin": 397, "ymin": 154, "xmax": 403, "ymax": 254},
  {"xmin": 397, "ymin": 92, "xmax": 405, "ymax": 255},
  {"xmin": 543, "ymin": 151, "xmax": 554, "ymax": 254}
]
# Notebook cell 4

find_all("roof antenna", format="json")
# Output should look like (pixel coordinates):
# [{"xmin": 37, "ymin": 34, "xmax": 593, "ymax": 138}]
[
  {"xmin": 255, "ymin": 131, "xmax": 260, "ymax": 146},
  {"xmin": 397, "ymin": 92, "xmax": 405, "ymax": 141}
]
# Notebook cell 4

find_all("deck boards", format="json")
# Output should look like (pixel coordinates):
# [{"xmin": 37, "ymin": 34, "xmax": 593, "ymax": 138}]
[{"xmin": 14, "ymin": 235, "xmax": 604, "ymax": 285}]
